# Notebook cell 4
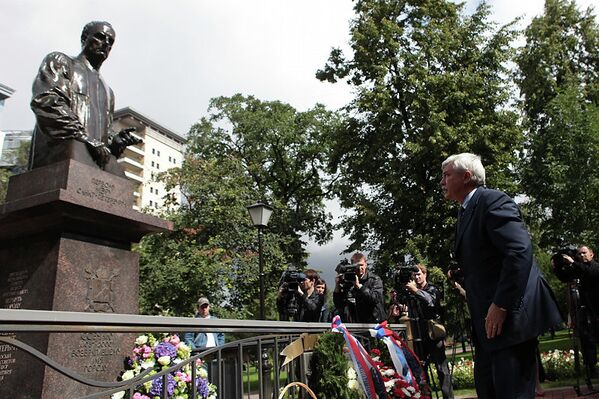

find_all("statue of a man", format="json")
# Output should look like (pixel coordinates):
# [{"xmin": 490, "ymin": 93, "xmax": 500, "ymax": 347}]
[{"xmin": 29, "ymin": 21, "xmax": 140, "ymax": 176}]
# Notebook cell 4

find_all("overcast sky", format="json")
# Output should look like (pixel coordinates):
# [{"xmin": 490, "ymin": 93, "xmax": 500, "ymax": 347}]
[{"xmin": 0, "ymin": 0, "xmax": 596, "ymax": 281}]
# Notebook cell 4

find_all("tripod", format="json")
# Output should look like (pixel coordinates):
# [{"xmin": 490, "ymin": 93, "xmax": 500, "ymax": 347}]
[
  {"xmin": 568, "ymin": 278, "xmax": 598, "ymax": 396},
  {"xmin": 397, "ymin": 289, "xmax": 442, "ymax": 399}
]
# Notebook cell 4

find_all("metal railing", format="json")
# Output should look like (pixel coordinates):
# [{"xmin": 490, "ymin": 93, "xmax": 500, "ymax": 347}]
[{"xmin": 0, "ymin": 309, "xmax": 405, "ymax": 399}]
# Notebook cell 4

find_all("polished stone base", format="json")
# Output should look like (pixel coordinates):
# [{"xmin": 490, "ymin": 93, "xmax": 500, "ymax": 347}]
[{"xmin": 0, "ymin": 160, "xmax": 172, "ymax": 398}]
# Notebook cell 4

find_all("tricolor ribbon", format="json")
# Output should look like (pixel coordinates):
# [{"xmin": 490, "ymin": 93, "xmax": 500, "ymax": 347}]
[
  {"xmin": 331, "ymin": 315, "xmax": 385, "ymax": 399},
  {"xmin": 370, "ymin": 320, "xmax": 417, "ymax": 384}
]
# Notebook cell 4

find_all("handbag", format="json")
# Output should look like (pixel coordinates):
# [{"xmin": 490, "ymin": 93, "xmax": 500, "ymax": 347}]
[{"xmin": 427, "ymin": 319, "xmax": 447, "ymax": 340}]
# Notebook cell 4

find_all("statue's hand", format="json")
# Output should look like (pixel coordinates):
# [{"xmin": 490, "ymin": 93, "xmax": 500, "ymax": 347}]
[
  {"xmin": 85, "ymin": 139, "xmax": 112, "ymax": 168},
  {"xmin": 109, "ymin": 128, "xmax": 142, "ymax": 157}
]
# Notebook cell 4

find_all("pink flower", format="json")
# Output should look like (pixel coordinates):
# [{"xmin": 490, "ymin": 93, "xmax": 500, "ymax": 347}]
[
  {"xmin": 132, "ymin": 393, "xmax": 150, "ymax": 399},
  {"xmin": 143, "ymin": 345, "xmax": 152, "ymax": 353},
  {"xmin": 169, "ymin": 335, "xmax": 181, "ymax": 345}
]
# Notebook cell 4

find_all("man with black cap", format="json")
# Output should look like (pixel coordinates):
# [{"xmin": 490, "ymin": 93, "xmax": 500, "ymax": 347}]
[{"xmin": 183, "ymin": 297, "xmax": 225, "ymax": 350}]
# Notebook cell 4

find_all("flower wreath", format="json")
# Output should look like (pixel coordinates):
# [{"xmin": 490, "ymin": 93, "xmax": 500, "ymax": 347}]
[{"xmin": 112, "ymin": 333, "xmax": 217, "ymax": 399}]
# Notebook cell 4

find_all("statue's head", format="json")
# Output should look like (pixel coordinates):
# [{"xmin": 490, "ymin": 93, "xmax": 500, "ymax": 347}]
[{"xmin": 80, "ymin": 21, "xmax": 115, "ymax": 68}]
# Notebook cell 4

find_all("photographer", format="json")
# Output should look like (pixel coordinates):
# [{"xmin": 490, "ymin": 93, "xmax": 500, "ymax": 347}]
[
  {"xmin": 333, "ymin": 252, "xmax": 386, "ymax": 323},
  {"xmin": 393, "ymin": 264, "xmax": 453, "ymax": 399},
  {"xmin": 553, "ymin": 245, "xmax": 599, "ymax": 377},
  {"xmin": 277, "ymin": 268, "xmax": 324, "ymax": 322}
]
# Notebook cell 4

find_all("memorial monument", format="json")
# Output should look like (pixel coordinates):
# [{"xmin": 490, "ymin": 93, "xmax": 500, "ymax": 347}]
[{"xmin": 0, "ymin": 21, "xmax": 172, "ymax": 398}]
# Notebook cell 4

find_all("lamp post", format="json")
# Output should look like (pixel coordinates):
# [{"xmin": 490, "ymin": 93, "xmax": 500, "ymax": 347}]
[{"xmin": 246, "ymin": 200, "xmax": 273, "ymax": 320}]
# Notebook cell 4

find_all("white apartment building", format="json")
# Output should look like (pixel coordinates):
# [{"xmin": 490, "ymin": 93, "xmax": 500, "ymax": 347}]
[{"xmin": 113, "ymin": 107, "xmax": 186, "ymax": 211}]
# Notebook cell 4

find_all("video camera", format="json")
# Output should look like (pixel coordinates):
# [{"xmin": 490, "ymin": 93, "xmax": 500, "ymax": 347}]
[
  {"xmin": 552, "ymin": 244, "xmax": 578, "ymax": 269},
  {"xmin": 280, "ymin": 266, "xmax": 306, "ymax": 292},
  {"xmin": 335, "ymin": 259, "xmax": 360, "ymax": 289},
  {"xmin": 447, "ymin": 259, "xmax": 465, "ymax": 287},
  {"xmin": 278, "ymin": 266, "xmax": 307, "ymax": 321},
  {"xmin": 393, "ymin": 263, "xmax": 420, "ymax": 288}
]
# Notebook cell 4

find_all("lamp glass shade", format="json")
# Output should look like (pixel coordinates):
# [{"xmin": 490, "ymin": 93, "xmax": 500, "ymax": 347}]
[{"xmin": 247, "ymin": 202, "xmax": 273, "ymax": 228}]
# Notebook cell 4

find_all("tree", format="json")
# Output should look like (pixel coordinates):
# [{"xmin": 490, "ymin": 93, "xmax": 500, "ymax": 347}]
[
  {"xmin": 136, "ymin": 95, "xmax": 342, "ymax": 317},
  {"xmin": 517, "ymin": 0, "xmax": 599, "ymax": 248},
  {"xmin": 0, "ymin": 168, "xmax": 10, "ymax": 203},
  {"xmin": 186, "ymin": 94, "xmax": 342, "ymax": 265},
  {"xmin": 317, "ymin": 0, "xmax": 522, "ymax": 273}
]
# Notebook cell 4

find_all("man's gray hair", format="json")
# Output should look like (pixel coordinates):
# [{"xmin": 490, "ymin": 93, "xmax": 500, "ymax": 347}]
[{"xmin": 442, "ymin": 153, "xmax": 486, "ymax": 186}]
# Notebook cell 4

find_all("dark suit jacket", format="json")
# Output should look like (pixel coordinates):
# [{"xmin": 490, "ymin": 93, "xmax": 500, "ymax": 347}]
[{"xmin": 455, "ymin": 187, "xmax": 562, "ymax": 351}]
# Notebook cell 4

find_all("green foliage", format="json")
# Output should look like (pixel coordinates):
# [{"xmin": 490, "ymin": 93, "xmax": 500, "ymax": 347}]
[
  {"xmin": 308, "ymin": 333, "xmax": 362, "ymax": 399},
  {"xmin": 136, "ymin": 95, "xmax": 342, "ymax": 318},
  {"xmin": 318, "ymin": 0, "xmax": 523, "ymax": 270},
  {"xmin": 0, "ymin": 168, "xmax": 9, "ymax": 203},
  {"xmin": 517, "ymin": 0, "xmax": 599, "ymax": 248}
]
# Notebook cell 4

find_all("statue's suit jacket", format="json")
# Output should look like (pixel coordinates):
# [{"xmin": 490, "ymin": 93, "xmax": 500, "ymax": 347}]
[{"xmin": 455, "ymin": 187, "xmax": 562, "ymax": 352}]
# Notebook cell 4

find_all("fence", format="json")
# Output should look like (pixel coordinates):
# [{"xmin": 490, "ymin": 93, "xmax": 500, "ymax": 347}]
[{"xmin": 0, "ymin": 309, "xmax": 405, "ymax": 399}]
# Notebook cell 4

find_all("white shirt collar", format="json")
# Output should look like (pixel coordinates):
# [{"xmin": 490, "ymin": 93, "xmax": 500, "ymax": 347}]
[{"xmin": 462, "ymin": 187, "xmax": 478, "ymax": 209}]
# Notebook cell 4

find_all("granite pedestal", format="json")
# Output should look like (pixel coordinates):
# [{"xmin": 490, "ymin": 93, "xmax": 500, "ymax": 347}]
[{"xmin": 0, "ymin": 159, "xmax": 172, "ymax": 398}]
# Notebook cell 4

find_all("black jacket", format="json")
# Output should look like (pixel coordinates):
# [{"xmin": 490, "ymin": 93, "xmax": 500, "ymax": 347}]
[
  {"xmin": 555, "ymin": 258, "xmax": 599, "ymax": 325},
  {"xmin": 333, "ymin": 271, "xmax": 386, "ymax": 323}
]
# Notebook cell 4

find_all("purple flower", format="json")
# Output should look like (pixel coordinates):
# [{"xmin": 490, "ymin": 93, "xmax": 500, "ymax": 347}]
[
  {"xmin": 149, "ymin": 373, "xmax": 176, "ymax": 397},
  {"xmin": 196, "ymin": 377, "xmax": 210, "ymax": 398},
  {"xmin": 154, "ymin": 342, "xmax": 177, "ymax": 359}
]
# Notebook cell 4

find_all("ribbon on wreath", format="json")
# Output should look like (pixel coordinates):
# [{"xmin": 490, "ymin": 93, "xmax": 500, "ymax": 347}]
[
  {"xmin": 370, "ymin": 321, "xmax": 427, "ymax": 389},
  {"xmin": 331, "ymin": 315, "xmax": 386, "ymax": 399}
]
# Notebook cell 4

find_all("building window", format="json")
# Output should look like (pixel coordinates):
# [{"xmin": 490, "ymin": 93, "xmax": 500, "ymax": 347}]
[
  {"xmin": 152, "ymin": 148, "xmax": 155, "ymax": 155},
  {"xmin": 149, "ymin": 200, "xmax": 153, "ymax": 206},
  {"xmin": 157, "ymin": 150, "xmax": 161, "ymax": 157},
  {"xmin": 150, "ymin": 187, "xmax": 153, "ymax": 194},
  {"xmin": 169, "ymin": 156, "xmax": 172, "ymax": 162},
  {"xmin": 151, "ymin": 161, "xmax": 155, "ymax": 167},
  {"xmin": 156, "ymin": 163, "xmax": 160, "ymax": 170},
  {"xmin": 155, "ymin": 189, "xmax": 159, "ymax": 196}
]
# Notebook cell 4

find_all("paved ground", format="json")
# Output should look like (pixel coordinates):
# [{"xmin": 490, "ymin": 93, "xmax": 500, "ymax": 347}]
[{"xmin": 457, "ymin": 386, "xmax": 599, "ymax": 399}]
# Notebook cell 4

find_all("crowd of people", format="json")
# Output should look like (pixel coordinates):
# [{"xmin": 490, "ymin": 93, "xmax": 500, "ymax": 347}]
[{"xmin": 189, "ymin": 153, "xmax": 599, "ymax": 399}]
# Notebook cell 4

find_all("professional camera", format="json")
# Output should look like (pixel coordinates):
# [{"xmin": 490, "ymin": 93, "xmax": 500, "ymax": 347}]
[
  {"xmin": 280, "ymin": 266, "xmax": 307, "ymax": 292},
  {"xmin": 552, "ymin": 244, "xmax": 578, "ymax": 270},
  {"xmin": 393, "ymin": 263, "xmax": 420, "ymax": 288},
  {"xmin": 447, "ymin": 260, "xmax": 465, "ymax": 287},
  {"xmin": 277, "ymin": 266, "xmax": 307, "ymax": 321},
  {"xmin": 335, "ymin": 259, "xmax": 360, "ymax": 289}
]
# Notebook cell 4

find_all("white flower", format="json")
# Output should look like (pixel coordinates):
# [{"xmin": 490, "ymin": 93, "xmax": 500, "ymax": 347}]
[
  {"xmin": 122, "ymin": 370, "xmax": 136, "ymax": 380},
  {"xmin": 348, "ymin": 379, "xmax": 360, "ymax": 390},
  {"xmin": 347, "ymin": 367, "xmax": 357, "ymax": 380},
  {"xmin": 198, "ymin": 367, "xmax": 208, "ymax": 379},
  {"xmin": 141, "ymin": 359, "xmax": 155, "ymax": 369},
  {"xmin": 135, "ymin": 335, "xmax": 149, "ymax": 345},
  {"xmin": 157, "ymin": 355, "xmax": 171, "ymax": 366},
  {"xmin": 384, "ymin": 379, "xmax": 395, "ymax": 389},
  {"xmin": 382, "ymin": 368, "xmax": 396, "ymax": 377},
  {"xmin": 111, "ymin": 391, "xmax": 125, "ymax": 399}
]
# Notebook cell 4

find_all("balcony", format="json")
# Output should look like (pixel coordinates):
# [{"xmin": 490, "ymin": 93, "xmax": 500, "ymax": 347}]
[
  {"xmin": 124, "ymin": 171, "xmax": 144, "ymax": 183},
  {"xmin": 118, "ymin": 156, "xmax": 144, "ymax": 171}
]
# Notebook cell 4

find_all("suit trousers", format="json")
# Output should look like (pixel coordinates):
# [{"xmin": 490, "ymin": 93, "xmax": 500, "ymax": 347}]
[{"xmin": 473, "ymin": 337, "xmax": 537, "ymax": 399}]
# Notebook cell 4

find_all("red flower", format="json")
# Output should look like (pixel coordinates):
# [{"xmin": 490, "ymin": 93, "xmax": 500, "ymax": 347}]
[{"xmin": 370, "ymin": 348, "xmax": 382, "ymax": 356}]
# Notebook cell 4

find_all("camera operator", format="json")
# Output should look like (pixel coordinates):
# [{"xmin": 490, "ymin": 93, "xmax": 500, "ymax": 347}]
[
  {"xmin": 554, "ymin": 245, "xmax": 599, "ymax": 377},
  {"xmin": 333, "ymin": 252, "xmax": 386, "ymax": 323},
  {"xmin": 394, "ymin": 263, "xmax": 453, "ymax": 399},
  {"xmin": 277, "ymin": 268, "xmax": 324, "ymax": 322}
]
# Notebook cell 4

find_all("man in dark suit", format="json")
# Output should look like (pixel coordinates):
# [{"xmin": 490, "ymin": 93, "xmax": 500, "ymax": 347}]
[{"xmin": 441, "ymin": 153, "xmax": 562, "ymax": 398}]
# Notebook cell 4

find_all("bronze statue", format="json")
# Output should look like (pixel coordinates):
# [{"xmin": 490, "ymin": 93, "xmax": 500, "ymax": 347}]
[{"xmin": 29, "ymin": 21, "xmax": 141, "ymax": 176}]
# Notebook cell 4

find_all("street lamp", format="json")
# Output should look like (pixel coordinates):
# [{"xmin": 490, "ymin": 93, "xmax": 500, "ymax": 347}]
[{"xmin": 247, "ymin": 200, "xmax": 273, "ymax": 320}]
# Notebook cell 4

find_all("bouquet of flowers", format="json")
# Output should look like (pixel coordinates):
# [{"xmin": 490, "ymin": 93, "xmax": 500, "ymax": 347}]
[
  {"xmin": 369, "ymin": 348, "xmax": 424, "ymax": 399},
  {"xmin": 112, "ymin": 333, "xmax": 217, "ymax": 399}
]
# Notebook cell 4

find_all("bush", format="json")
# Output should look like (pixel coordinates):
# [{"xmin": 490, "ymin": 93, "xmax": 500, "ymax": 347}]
[
  {"xmin": 541, "ymin": 349, "xmax": 577, "ymax": 380},
  {"xmin": 450, "ymin": 358, "xmax": 475, "ymax": 389}
]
